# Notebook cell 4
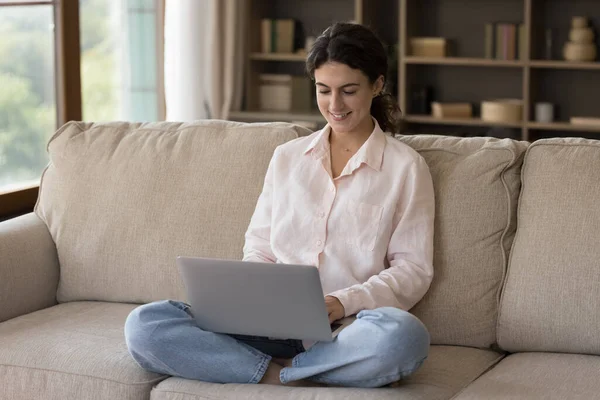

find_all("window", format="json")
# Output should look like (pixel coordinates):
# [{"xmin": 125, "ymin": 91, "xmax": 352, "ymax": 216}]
[
  {"xmin": 0, "ymin": 0, "xmax": 164, "ymax": 217},
  {"xmin": 0, "ymin": 1, "xmax": 56, "ymax": 193}
]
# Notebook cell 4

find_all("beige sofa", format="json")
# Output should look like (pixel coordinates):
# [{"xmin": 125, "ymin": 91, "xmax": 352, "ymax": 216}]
[{"xmin": 1, "ymin": 119, "xmax": 599, "ymax": 400}]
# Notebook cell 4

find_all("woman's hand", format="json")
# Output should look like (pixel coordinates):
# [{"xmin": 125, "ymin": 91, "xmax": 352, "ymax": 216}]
[{"xmin": 325, "ymin": 296, "xmax": 345, "ymax": 323}]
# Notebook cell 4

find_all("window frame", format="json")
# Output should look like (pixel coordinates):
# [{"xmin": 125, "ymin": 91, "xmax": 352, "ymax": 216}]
[{"xmin": 0, "ymin": 0, "xmax": 81, "ymax": 218}]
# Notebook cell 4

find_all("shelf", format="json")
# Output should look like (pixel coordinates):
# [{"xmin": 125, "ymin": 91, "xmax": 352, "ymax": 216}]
[
  {"xmin": 529, "ymin": 60, "xmax": 600, "ymax": 70},
  {"xmin": 403, "ymin": 115, "xmax": 522, "ymax": 128},
  {"xmin": 403, "ymin": 56, "xmax": 524, "ymax": 68},
  {"xmin": 229, "ymin": 110, "xmax": 325, "ymax": 124},
  {"xmin": 249, "ymin": 52, "xmax": 307, "ymax": 62},
  {"xmin": 527, "ymin": 122, "xmax": 600, "ymax": 132}
]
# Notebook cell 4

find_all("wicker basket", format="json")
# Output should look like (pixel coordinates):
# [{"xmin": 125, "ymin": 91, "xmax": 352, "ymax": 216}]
[{"xmin": 481, "ymin": 99, "xmax": 523, "ymax": 123}]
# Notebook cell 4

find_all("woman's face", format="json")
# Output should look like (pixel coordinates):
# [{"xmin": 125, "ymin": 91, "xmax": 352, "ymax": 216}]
[{"xmin": 314, "ymin": 61, "xmax": 383, "ymax": 135}]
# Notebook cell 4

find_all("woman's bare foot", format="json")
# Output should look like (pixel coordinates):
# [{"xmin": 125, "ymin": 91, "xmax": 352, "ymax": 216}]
[
  {"xmin": 259, "ymin": 362, "xmax": 284, "ymax": 385},
  {"xmin": 271, "ymin": 357, "xmax": 294, "ymax": 368}
]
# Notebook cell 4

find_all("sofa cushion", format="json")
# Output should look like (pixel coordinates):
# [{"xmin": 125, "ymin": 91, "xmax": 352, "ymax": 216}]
[
  {"xmin": 452, "ymin": 352, "xmax": 600, "ymax": 399},
  {"xmin": 35, "ymin": 120, "xmax": 310, "ymax": 304},
  {"xmin": 395, "ymin": 135, "xmax": 528, "ymax": 348},
  {"xmin": 149, "ymin": 346, "xmax": 503, "ymax": 400},
  {"xmin": 498, "ymin": 137, "xmax": 600, "ymax": 354},
  {"xmin": 0, "ymin": 302, "xmax": 165, "ymax": 400}
]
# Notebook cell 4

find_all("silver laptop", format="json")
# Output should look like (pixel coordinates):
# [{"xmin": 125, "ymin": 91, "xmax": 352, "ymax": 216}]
[{"xmin": 176, "ymin": 256, "xmax": 350, "ymax": 342}]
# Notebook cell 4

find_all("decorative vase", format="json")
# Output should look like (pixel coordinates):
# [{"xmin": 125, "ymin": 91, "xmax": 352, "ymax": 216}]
[
  {"xmin": 564, "ymin": 42, "xmax": 597, "ymax": 61},
  {"xmin": 563, "ymin": 17, "xmax": 597, "ymax": 62},
  {"xmin": 569, "ymin": 27, "xmax": 594, "ymax": 44}
]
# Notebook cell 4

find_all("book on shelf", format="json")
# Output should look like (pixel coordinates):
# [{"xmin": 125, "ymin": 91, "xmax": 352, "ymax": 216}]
[
  {"xmin": 260, "ymin": 18, "xmax": 296, "ymax": 53},
  {"xmin": 484, "ymin": 22, "xmax": 526, "ymax": 60}
]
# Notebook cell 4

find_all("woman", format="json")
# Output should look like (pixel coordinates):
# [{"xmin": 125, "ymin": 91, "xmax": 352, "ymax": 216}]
[{"xmin": 124, "ymin": 22, "xmax": 435, "ymax": 388}]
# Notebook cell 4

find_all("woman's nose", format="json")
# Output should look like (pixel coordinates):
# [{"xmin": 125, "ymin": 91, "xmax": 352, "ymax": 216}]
[{"xmin": 331, "ymin": 92, "xmax": 344, "ymax": 110}]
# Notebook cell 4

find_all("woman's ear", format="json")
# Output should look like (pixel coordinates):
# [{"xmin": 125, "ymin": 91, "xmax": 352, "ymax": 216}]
[{"xmin": 373, "ymin": 75, "xmax": 385, "ymax": 96}]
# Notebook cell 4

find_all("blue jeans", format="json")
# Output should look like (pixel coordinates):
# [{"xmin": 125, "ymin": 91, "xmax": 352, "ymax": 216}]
[{"xmin": 124, "ymin": 300, "xmax": 429, "ymax": 388}]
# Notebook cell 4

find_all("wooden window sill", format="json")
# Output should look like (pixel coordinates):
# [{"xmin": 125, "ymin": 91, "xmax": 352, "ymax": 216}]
[{"xmin": 0, "ymin": 184, "xmax": 39, "ymax": 219}]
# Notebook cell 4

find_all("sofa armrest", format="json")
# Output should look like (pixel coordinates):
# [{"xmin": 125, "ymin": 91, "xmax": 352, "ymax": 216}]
[{"xmin": 0, "ymin": 213, "xmax": 59, "ymax": 322}]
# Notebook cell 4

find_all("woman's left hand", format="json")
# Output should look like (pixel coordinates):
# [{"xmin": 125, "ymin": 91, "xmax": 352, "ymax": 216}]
[{"xmin": 325, "ymin": 296, "xmax": 345, "ymax": 323}]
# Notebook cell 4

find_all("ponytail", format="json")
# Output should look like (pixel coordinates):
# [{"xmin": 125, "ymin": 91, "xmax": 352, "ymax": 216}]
[{"xmin": 370, "ymin": 92, "xmax": 402, "ymax": 134}]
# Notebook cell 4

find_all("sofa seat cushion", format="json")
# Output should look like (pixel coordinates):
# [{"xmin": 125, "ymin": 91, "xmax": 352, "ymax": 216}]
[
  {"xmin": 453, "ymin": 352, "xmax": 600, "ymax": 399},
  {"xmin": 149, "ymin": 346, "xmax": 503, "ymax": 400},
  {"xmin": 395, "ymin": 135, "xmax": 528, "ymax": 348},
  {"xmin": 0, "ymin": 301, "xmax": 165, "ymax": 400},
  {"xmin": 35, "ymin": 120, "xmax": 310, "ymax": 304}
]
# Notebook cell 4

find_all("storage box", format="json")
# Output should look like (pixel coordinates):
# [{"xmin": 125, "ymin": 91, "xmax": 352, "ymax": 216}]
[
  {"xmin": 481, "ymin": 99, "xmax": 523, "ymax": 123},
  {"xmin": 410, "ymin": 37, "xmax": 447, "ymax": 57},
  {"xmin": 259, "ymin": 74, "xmax": 312, "ymax": 112},
  {"xmin": 431, "ymin": 102, "xmax": 472, "ymax": 118}
]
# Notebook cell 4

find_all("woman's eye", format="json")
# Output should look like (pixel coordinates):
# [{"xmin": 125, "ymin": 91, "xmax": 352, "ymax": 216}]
[{"xmin": 317, "ymin": 90, "xmax": 355, "ymax": 95}]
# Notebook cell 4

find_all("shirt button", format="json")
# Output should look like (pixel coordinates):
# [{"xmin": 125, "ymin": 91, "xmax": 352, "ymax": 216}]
[
  {"xmin": 330, "ymin": 187, "xmax": 335, "ymax": 192},
  {"xmin": 318, "ymin": 212, "xmax": 325, "ymax": 218},
  {"xmin": 316, "ymin": 240, "xmax": 323, "ymax": 246}
]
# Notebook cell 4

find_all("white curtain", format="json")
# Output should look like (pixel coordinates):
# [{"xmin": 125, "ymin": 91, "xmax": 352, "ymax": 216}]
[
  {"xmin": 206, "ymin": 0, "xmax": 247, "ymax": 119},
  {"xmin": 164, "ymin": 0, "xmax": 247, "ymax": 121}
]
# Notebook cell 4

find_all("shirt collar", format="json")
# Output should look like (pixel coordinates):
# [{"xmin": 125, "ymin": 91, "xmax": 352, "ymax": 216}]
[{"xmin": 303, "ymin": 118, "xmax": 387, "ymax": 172}]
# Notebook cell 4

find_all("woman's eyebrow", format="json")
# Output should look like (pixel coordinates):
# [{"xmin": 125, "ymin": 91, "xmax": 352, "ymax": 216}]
[{"xmin": 315, "ymin": 82, "xmax": 360, "ymax": 88}]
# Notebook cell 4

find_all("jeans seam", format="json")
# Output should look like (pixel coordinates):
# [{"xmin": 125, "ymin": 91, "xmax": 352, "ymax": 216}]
[
  {"xmin": 248, "ymin": 355, "xmax": 271, "ymax": 384},
  {"xmin": 292, "ymin": 350, "xmax": 307, "ymax": 367},
  {"xmin": 279, "ymin": 351, "xmax": 306, "ymax": 384}
]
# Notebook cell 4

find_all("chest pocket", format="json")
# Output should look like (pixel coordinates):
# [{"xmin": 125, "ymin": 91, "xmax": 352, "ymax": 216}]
[{"xmin": 344, "ymin": 200, "xmax": 384, "ymax": 252}]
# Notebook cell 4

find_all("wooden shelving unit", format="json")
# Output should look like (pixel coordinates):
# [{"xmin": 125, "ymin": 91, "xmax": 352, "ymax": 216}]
[
  {"xmin": 404, "ymin": 115, "xmax": 523, "ymax": 128},
  {"xmin": 231, "ymin": 0, "xmax": 600, "ymax": 141},
  {"xmin": 527, "ymin": 122, "xmax": 600, "ymax": 132},
  {"xmin": 399, "ymin": 0, "xmax": 600, "ymax": 141},
  {"xmin": 404, "ymin": 56, "xmax": 525, "ymax": 68},
  {"xmin": 529, "ymin": 60, "xmax": 600, "ymax": 70}
]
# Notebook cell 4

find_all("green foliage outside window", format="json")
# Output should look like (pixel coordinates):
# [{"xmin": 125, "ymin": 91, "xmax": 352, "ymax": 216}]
[{"xmin": 0, "ymin": 0, "xmax": 117, "ymax": 189}]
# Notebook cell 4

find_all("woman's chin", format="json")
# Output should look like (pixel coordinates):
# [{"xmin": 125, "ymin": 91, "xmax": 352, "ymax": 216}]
[{"xmin": 327, "ymin": 119, "xmax": 355, "ymax": 133}]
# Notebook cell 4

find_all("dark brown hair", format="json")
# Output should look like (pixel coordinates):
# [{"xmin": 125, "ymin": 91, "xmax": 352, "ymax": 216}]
[{"xmin": 305, "ymin": 22, "xmax": 402, "ymax": 133}]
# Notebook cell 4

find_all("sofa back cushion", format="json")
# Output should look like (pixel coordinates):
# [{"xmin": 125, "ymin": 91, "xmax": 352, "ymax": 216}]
[
  {"xmin": 396, "ymin": 135, "xmax": 528, "ymax": 348},
  {"xmin": 498, "ymin": 138, "xmax": 600, "ymax": 354},
  {"xmin": 35, "ymin": 120, "xmax": 310, "ymax": 304}
]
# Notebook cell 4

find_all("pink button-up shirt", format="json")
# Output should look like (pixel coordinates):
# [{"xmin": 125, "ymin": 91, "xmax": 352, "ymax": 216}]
[{"xmin": 243, "ymin": 120, "xmax": 435, "ymax": 317}]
